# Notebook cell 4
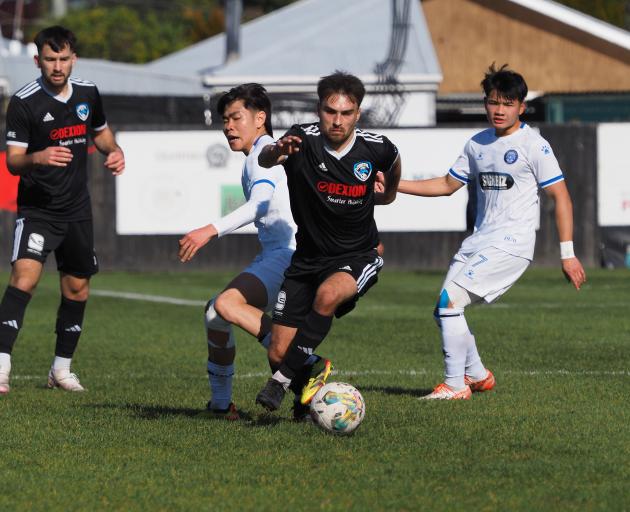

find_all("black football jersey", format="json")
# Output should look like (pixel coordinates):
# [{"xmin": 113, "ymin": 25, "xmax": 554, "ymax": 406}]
[
  {"xmin": 282, "ymin": 123, "xmax": 399, "ymax": 258},
  {"xmin": 5, "ymin": 77, "xmax": 107, "ymax": 221}
]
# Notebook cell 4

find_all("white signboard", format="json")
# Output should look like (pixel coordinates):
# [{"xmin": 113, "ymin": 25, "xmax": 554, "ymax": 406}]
[
  {"xmin": 597, "ymin": 124, "xmax": 630, "ymax": 226},
  {"xmin": 116, "ymin": 128, "xmax": 479, "ymax": 235},
  {"xmin": 116, "ymin": 131, "xmax": 253, "ymax": 235},
  {"xmin": 377, "ymin": 128, "xmax": 477, "ymax": 231}
]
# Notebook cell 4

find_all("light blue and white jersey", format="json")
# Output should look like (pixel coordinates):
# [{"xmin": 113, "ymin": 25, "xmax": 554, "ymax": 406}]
[
  {"xmin": 214, "ymin": 134, "xmax": 296, "ymax": 252},
  {"xmin": 449, "ymin": 123, "xmax": 563, "ymax": 260}
]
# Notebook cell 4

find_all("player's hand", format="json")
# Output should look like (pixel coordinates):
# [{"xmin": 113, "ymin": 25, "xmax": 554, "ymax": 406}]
[
  {"xmin": 275, "ymin": 135, "xmax": 302, "ymax": 156},
  {"xmin": 104, "ymin": 148, "xmax": 125, "ymax": 176},
  {"xmin": 35, "ymin": 146, "xmax": 73, "ymax": 167},
  {"xmin": 374, "ymin": 172, "xmax": 386, "ymax": 193},
  {"xmin": 561, "ymin": 257, "xmax": 586, "ymax": 290},
  {"xmin": 178, "ymin": 225, "xmax": 217, "ymax": 262}
]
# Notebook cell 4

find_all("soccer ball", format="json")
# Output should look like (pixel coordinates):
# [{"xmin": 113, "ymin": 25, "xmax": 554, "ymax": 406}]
[{"xmin": 309, "ymin": 382, "xmax": 365, "ymax": 435}]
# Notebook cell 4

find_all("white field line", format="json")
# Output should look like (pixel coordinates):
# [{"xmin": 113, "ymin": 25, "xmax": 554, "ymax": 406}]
[
  {"xmin": 91, "ymin": 289, "xmax": 205, "ymax": 307},
  {"xmin": 11, "ymin": 368, "xmax": 630, "ymax": 380},
  {"xmin": 91, "ymin": 288, "xmax": 616, "ymax": 310}
]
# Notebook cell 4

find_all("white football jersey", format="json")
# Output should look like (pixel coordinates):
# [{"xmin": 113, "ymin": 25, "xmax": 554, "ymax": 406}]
[
  {"xmin": 242, "ymin": 134, "xmax": 297, "ymax": 251},
  {"xmin": 449, "ymin": 123, "xmax": 563, "ymax": 260}
]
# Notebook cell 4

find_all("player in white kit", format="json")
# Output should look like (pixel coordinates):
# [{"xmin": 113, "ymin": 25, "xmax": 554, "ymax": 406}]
[
  {"xmin": 397, "ymin": 64, "xmax": 586, "ymax": 399},
  {"xmin": 179, "ymin": 84, "xmax": 304, "ymax": 418}
]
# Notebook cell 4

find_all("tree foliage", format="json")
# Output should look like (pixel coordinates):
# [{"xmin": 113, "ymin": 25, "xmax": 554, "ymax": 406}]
[
  {"xmin": 30, "ymin": 0, "xmax": 628, "ymax": 64},
  {"xmin": 556, "ymin": 0, "xmax": 630, "ymax": 29},
  {"xmin": 26, "ymin": 0, "xmax": 298, "ymax": 63}
]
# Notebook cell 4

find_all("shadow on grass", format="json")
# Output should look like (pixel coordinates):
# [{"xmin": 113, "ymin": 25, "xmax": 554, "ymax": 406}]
[
  {"xmin": 83, "ymin": 402, "xmax": 297, "ymax": 426},
  {"xmin": 360, "ymin": 385, "xmax": 433, "ymax": 398}
]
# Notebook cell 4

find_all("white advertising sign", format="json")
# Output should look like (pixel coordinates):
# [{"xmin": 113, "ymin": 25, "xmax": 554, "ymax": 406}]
[
  {"xmin": 597, "ymin": 124, "xmax": 630, "ymax": 226},
  {"xmin": 116, "ymin": 128, "xmax": 479, "ymax": 235},
  {"xmin": 116, "ymin": 131, "xmax": 253, "ymax": 235}
]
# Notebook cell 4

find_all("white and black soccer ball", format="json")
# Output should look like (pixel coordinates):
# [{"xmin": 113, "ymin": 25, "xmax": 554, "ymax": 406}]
[{"xmin": 309, "ymin": 382, "xmax": 365, "ymax": 435}]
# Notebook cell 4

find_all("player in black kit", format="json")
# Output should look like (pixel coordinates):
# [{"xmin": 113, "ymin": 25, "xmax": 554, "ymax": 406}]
[
  {"xmin": 0, "ymin": 26, "xmax": 124, "ymax": 395},
  {"xmin": 255, "ymin": 71, "xmax": 401, "ymax": 411}
]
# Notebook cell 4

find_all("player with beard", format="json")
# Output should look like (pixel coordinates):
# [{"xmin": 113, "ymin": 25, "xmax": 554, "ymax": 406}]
[
  {"xmin": 254, "ymin": 71, "xmax": 401, "ymax": 412},
  {"xmin": 0, "ymin": 26, "xmax": 124, "ymax": 394}
]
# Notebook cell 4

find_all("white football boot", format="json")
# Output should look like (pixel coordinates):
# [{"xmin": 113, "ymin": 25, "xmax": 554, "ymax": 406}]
[
  {"xmin": 0, "ymin": 367, "xmax": 10, "ymax": 395},
  {"xmin": 47, "ymin": 367, "xmax": 85, "ymax": 392}
]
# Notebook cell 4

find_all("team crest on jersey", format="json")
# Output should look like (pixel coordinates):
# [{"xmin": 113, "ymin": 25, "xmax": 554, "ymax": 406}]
[
  {"xmin": 504, "ymin": 149, "xmax": 518, "ymax": 164},
  {"xmin": 76, "ymin": 103, "xmax": 89, "ymax": 121},
  {"xmin": 353, "ymin": 161, "xmax": 372, "ymax": 182}
]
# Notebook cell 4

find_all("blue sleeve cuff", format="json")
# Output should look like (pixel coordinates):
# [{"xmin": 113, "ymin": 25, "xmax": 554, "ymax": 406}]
[
  {"xmin": 449, "ymin": 168, "xmax": 469, "ymax": 184},
  {"xmin": 539, "ymin": 174, "xmax": 564, "ymax": 188}
]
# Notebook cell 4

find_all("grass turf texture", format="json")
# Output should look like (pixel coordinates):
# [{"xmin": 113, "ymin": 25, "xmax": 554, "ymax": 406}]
[{"xmin": 0, "ymin": 268, "xmax": 628, "ymax": 511}]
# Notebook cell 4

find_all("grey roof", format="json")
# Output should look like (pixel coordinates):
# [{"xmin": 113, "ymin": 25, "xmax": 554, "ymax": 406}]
[
  {"xmin": 148, "ymin": 0, "xmax": 442, "ymax": 88},
  {"xmin": 0, "ymin": 38, "xmax": 206, "ymax": 97}
]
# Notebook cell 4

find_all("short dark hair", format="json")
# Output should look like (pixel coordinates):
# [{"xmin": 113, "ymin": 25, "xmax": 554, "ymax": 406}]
[
  {"xmin": 317, "ymin": 71, "xmax": 365, "ymax": 106},
  {"xmin": 481, "ymin": 63, "xmax": 528, "ymax": 102},
  {"xmin": 34, "ymin": 25, "xmax": 77, "ymax": 54},
  {"xmin": 216, "ymin": 83, "xmax": 273, "ymax": 137}
]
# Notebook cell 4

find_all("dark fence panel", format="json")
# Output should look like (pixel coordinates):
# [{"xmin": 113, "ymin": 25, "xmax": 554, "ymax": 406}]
[
  {"xmin": 0, "ymin": 124, "xmax": 601, "ymax": 272},
  {"xmin": 537, "ymin": 124, "xmax": 599, "ymax": 267}
]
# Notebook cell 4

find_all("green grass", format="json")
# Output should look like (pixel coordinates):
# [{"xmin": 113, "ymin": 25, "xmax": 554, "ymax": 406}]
[{"xmin": 0, "ymin": 268, "xmax": 629, "ymax": 511}]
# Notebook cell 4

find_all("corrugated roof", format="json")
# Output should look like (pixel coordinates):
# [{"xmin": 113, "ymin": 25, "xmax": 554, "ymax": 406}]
[
  {"xmin": 0, "ymin": 38, "xmax": 207, "ymax": 96},
  {"xmin": 148, "ymin": 0, "xmax": 442, "ymax": 87}
]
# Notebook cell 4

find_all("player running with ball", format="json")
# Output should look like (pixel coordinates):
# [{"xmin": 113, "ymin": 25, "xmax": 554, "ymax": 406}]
[
  {"xmin": 396, "ymin": 64, "xmax": 586, "ymax": 399},
  {"xmin": 255, "ymin": 71, "xmax": 401, "ymax": 412}
]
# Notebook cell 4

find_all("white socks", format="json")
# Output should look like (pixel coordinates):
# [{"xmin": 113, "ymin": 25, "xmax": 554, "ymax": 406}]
[
  {"xmin": 465, "ymin": 332, "xmax": 487, "ymax": 381},
  {"xmin": 0, "ymin": 352, "xmax": 10, "ymax": 373},
  {"xmin": 52, "ymin": 356, "xmax": 72, "ymax": 375},
  {"xmin": 272, "ymin": 370, "xmax": 291, "ymax": 390},
  {"xmin": 438, "ymin": 307, "xmax": 471, "ymax": 390},
  {"xmin": 207, "ymin": 361, "xmax": 234, "ymax": 410}
]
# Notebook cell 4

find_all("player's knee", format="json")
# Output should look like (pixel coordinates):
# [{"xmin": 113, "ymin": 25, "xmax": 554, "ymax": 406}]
[
  {"xmin": 436, "ymin": 284, "xmax": 472, "ymax": 310},
  {"xmin": 204, "ymin": 297, "xmax": 231, "ymax": 333},
  {"xmin": 9, "ymin": 276, "xmax": 38, "ymax": 294}
]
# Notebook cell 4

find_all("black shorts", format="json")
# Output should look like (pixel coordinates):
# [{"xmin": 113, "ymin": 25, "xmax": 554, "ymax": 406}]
[
  {"xmin": 10, "ymin": 217, "xmax": 99, "ymax": 278},
  {"xmin": 272, "ymin": 249, "xmax": 383, "ymax": 327}
]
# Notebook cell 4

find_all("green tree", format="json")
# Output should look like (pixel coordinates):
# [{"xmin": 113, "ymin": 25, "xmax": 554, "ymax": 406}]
[{"xmin": 556, "ymin": 0, "xmax": 630, "ymax": 30}]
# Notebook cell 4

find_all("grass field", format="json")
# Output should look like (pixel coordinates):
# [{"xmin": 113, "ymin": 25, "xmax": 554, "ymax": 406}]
[{"xmin": 0, "ymin": 267, "xmax": 628, "ymax": 511}]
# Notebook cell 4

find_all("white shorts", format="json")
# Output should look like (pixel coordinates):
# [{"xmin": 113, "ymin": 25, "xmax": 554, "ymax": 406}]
[
  {"xmin": 442, "ymin": 246, "xmax": 530, "ymax": 304},
  {"xmin": 243, "ymin": 247, "xmax": 294, "ymax": 310}
]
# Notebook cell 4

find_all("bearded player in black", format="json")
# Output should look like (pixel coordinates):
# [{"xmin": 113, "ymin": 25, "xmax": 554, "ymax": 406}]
[
  {"xmin": 0, "ymin": 26, "xmax": 124, "ymax": 395},
  {"xmin": 255, "ymin": 72, "xmax": 401, "ymax": 411}
]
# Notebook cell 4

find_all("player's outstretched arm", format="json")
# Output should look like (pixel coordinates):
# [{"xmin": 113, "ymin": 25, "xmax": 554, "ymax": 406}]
[
  {"xmin": 6, "ymin": 144, "xmax": 73, "ymax": 175},
  {"xmin": 398, "ymin": 174, "xmax": 464, "ymax": 197},
  {"xmin": 178, "ymin": 183, "xmax": 273, "ymax": 262},
  {"xmin": 258, "ymin": 135, "xmax": 302, "ymax": 168},
  {"xmin": 179, "ymin": 224, "xmax": 218, "ymax": 262},
  {"xmin": 544, "ymin": 180, "xmax": 587, "ymax": 290},
  {"xmin": 92, "ymin": 127, "xmax": 125, "ymax": 176}
]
